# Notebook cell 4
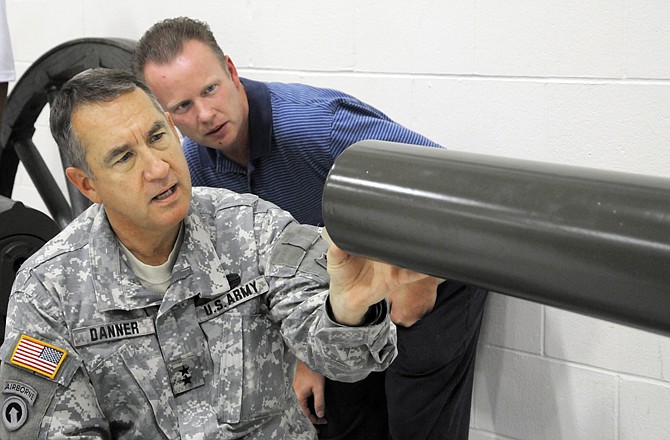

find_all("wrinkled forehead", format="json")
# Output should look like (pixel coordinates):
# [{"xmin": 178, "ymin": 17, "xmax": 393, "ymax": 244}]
[
  {"xmin": 71, "ymin": 89, "xmax": 168, "ymax": 149},
  {"xmin": 74, "ymin": 88, "xmax": 162, "ymax": 123}
]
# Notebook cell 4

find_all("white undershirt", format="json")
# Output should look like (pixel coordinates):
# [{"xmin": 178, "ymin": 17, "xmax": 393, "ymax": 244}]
[{"xmin": 119, "ymin": 226, "xmax": 184, "ymax": 294}]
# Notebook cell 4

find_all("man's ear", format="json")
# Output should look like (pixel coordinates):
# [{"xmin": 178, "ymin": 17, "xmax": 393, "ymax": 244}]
[
  {"xmin": 165, "ymin": 112, "xmax": 180, "ymax": 139},
  {"xmin": 65, "ymin": 167, "xmax": 101, "ymax": 204},
  {"xmin": 225, "ymin": 55, "xmax": 242, "ymax": 88}
]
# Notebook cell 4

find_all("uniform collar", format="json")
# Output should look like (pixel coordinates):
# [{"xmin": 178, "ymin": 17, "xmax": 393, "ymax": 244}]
[{"xmin": 89, "ymin": 203, "xmax": 231, "ymax": 313}]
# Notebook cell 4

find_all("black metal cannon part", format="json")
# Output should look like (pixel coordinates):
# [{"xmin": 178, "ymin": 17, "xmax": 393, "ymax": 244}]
[{"xmin": 0, "ymin": 197, "xmax": 60, "ymax": 341}]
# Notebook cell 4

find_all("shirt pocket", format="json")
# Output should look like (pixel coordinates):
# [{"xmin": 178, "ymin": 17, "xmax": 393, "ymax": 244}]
[
  {"xmin": 201, "ymin": 311, "xmax": 243, "ymax": 423},
  {"xmin": 83, "ymin": 338, "xmax": 179, "ymax": 439},
  {"xmin": 201, "ymin": 299, "xmax": 289, "ymax": 424}
]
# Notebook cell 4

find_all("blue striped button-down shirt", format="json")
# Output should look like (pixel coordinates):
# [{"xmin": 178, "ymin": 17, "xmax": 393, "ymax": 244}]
[{"xmin": 183, "ymin": 78, "xmax": 440, "ymax": 226}]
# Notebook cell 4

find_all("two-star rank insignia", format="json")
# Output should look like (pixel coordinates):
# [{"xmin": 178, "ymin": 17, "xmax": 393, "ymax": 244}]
[{"xmin": 167, "ymin": 355, "xmax": 204, "ymax": 395}]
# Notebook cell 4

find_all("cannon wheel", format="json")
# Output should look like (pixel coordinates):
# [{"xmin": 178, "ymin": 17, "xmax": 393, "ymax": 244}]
[{"xmin": 0, "ymin": 38, "xmax": 137, "ymax": 230}]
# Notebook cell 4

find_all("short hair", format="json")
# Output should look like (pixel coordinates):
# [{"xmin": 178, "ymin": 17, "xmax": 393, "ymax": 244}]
[
  {"xmin": 49, "ymin": 68, "xmax": 163, "ymax": 176},
  {"xmin": 132, "ymin": 17, "xmax": 227, "ymax": 81}
]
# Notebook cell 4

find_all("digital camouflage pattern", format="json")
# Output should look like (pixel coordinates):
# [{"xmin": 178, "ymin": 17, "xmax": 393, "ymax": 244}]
[{"xmin": 0, "ymin": 187, "xmax": 397, "ymax": 439}]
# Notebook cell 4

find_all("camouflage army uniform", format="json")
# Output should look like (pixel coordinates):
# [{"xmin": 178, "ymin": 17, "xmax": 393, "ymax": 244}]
[{"xmin": 0, "ymin": 187, "xmax": 397, "ymax": 439}]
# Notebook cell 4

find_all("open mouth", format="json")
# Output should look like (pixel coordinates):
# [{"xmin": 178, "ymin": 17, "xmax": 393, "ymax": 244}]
[
  {"xmin": 154, "ymin": 184, "xmax": 176, "ymax": 201},
  {"xmin": 206, "ymin": 123, "xmax": 225, "ymax": 136}
]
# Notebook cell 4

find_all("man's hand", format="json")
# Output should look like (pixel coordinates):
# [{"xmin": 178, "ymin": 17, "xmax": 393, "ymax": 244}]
[
  {"xmin": 324, "ymin": 230, "xmax": 439, "ymax": 326},
  {"xmin": 388, "ymin": 277, "xmax": 442, "ymax": 327},
  {"xmin": 293, "ymin": 360, "xmax": 327, "ymax": 425}
]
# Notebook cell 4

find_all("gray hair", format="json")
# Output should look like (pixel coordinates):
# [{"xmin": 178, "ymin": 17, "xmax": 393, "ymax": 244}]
[
  {"xmin": 132, "ymin": 16, "xmax": 227, "ymax": 81},
  {"xmin": 49, "ymin": 68, "xmax": 163, "ymax": 176}
]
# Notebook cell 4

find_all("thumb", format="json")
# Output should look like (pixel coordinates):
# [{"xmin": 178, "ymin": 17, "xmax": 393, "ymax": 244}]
[{"xmin": 321, "ymin": 227, "xmax": 350, "ymax": 268}]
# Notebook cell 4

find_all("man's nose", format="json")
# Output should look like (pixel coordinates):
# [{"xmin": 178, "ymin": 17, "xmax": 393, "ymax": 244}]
[
  {"xmin": 143, "ymin": 149, "xmax": 170, "ymax": 181},
  {"xmin": 196, "ymin": 101, "xmax": 215, "ymax": 124}
]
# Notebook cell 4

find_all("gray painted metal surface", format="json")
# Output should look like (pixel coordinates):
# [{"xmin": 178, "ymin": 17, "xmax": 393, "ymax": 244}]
[{"xmin": 322, "ymin": 140, "xmax": 670, "ymax": 335}]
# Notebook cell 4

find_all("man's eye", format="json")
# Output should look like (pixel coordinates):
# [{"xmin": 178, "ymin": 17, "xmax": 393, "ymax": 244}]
[
  {"xmin": 150, "ymin": 132, "xmax": 165, "ymax": 143},
  {"xmin": 174, "ymin": 102, "xmax": 190, "ymax": 113},
  {"xmin": 204, "ymin": 84, "xmax": 216, "ymax": 95},
  {"xmin": 117, "ymin": 151, "xmax": 133, "ymax": 164}
]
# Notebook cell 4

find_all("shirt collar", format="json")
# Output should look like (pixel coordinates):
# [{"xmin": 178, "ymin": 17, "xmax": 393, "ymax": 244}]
[
  {"xmin": 90, "ymin": 204, "xmax": 231, "ymax": 313},
  {"xmin": 241, "ymin": 77, "xmax": 273, "ymax": 161}
]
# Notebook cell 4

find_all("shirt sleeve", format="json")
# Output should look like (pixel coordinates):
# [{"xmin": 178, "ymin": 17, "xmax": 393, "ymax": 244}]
[
  {"xmin": 329, "ymin": 98, "xmax": 441, "ymax": 159},
  {"xmin": 254, "ymin": 204, "xmax": 397, "ymax": 383},
  {"xmin": 0, "ymin": 278, "xmax": 110, "ymax": 439}
]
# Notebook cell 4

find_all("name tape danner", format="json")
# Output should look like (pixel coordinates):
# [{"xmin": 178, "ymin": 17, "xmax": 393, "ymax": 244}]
[
  {"xmin": 197, "ymin": 276, "xmax": 269, "ymax": 322},
  {"xmin": 72, "ymin": 317, "xmax": 156, "ymax": 347}
]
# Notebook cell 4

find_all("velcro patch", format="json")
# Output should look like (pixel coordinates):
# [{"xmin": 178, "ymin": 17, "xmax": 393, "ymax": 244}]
[
  {"xmin": 269, "ymin": 223, "xmax": 328, "ymax": 277},
  {"xmin": 9, "ymin": 335, "xmax": 68, "ymax": 380}
]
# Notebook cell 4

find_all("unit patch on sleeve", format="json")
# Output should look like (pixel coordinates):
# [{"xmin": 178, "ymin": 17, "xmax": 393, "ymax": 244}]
[
  {"xmin": 1, "ymin": 381, "xmax": 36, "ymax": 432},
  {"xmin": 2, "ymin": 395, "xmax": 27, "ymax": 431},
  {"xmin": 3, "ymin": 381, "xmax": 37, "ymax": 406},
  {"xmin": 9, "ymin": 335, "xmax": 68, "ymax": 380}
]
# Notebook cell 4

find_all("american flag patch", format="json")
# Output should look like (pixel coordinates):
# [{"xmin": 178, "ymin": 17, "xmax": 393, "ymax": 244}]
[{"xmin": 10, "ymin": 334, "xmax": 68, "ymax": 379}]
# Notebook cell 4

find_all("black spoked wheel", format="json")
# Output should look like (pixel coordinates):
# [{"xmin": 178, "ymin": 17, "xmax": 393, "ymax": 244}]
[{"xmin": 0, "ymin": 38, "xmax": 137, "ymax": 229}]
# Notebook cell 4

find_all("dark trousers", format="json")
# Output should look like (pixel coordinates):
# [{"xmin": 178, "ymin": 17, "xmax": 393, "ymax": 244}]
[{"xmin": 317, "ymin": 281, "xmax": 488, "ymax": 440}]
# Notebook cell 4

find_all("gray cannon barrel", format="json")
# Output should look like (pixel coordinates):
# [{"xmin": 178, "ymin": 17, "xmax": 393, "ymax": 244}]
[{"xmin": 322, "ymin": 140, "xmax": 670, "ymax": 336}]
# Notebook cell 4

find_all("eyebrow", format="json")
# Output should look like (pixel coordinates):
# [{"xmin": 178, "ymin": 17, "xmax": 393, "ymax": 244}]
[
  {"xmin": 147, "ymin": 120, "xmax": 166, "ymax": 138},
  {"xmin": 103, "ymin": 144, "xmax": 131, "ymax": 166},
  {"xmin": 102, "ymin": 120, "xmax": 167, "ymax": 166}
]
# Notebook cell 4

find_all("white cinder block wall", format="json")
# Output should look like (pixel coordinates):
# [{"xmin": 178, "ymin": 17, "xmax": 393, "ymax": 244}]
[{"xmin": 5, "ymin": 1, "xmax": 670, "ymax": 439}]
